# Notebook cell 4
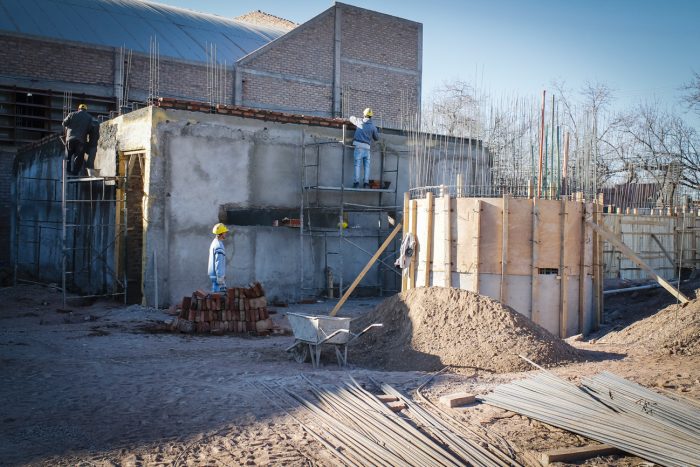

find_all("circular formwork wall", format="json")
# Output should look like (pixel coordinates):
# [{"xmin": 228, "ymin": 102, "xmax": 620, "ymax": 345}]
[{"xmin": 402, "ymin": 194, "xmax": 601, "ymax": 337}]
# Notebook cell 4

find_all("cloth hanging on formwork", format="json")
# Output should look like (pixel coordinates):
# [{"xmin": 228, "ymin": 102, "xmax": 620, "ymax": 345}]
[{"xmin": 395, "ymin": 232, "xmax": 416, "ymax": 275}]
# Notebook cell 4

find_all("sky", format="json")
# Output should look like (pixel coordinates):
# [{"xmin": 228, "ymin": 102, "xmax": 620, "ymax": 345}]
[{"xmin": 154, "ymin": 0, "xmax": 700, "ymax": 121}]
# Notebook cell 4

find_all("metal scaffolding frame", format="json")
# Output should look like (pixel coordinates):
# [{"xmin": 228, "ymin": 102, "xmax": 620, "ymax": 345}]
[
  {"xmin": 299, "ymin": 125, "xmax": 401, "ymax": 300},
  {"xmin": 14, "ymin": 158, "xmax": 130, "ymax": 308}
]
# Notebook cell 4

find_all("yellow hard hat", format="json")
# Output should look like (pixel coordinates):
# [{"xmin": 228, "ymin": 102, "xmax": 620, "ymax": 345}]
[
  {"xmin": 363, "ymin": 107, "xmax": 373, "ymax": 117},
  {"xmin": 212, "ymin": 223, "xmax": 229, "ymax": 235},
  {"xmin": 78, "ymin": 103, "xmax": 88, "ymax": 110}
]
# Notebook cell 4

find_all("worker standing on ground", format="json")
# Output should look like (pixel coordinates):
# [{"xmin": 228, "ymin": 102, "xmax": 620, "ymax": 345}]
[
  {"xmin": 208, "ymin": 223, "xmax": 229, "ymax": 292},
  {"xmin": 62, "ymin": 103, "xmax": 93, "ymax": 176},
  {"xmin": 349, "ymin": 108, "xmax": 380, "ymax": 188}
]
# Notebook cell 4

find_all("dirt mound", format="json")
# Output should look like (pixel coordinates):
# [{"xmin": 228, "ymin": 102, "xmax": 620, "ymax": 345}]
[
  {"xmin": 350, "ymin": 287, "xmax": 582, "ymax": 373},
  {"xmin": 599, "ymin": 294, "xmax": 700, "ymax": 355}
]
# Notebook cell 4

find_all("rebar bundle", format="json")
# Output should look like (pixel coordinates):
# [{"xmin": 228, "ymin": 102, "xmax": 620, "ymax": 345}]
[
  {"xmin": 262, "ymin": 378, "xmax": 521, "ymax": 466},
  {"xmin": 480, "ymin": 371, "xmax": 700, "ymax": 467}
]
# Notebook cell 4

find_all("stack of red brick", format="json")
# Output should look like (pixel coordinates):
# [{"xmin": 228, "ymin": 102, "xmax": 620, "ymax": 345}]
[{"xmin": 170, "ymin": 282, "xmax": 273, "ymax": 335}]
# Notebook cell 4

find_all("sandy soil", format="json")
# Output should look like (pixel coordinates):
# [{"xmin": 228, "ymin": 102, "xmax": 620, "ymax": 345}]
[{"xmin": 0, "ymin": 282, "xmax": 698, "ymax": 466}]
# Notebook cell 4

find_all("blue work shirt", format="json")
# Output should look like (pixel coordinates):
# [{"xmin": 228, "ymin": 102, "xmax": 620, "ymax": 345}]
[{"xmin": 349, "ymin": 116, "xmax": 380, "ymax": 145}]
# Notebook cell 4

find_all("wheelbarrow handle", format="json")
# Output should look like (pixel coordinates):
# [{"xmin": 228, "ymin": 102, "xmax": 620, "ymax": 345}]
[
  {"xmin": 349, "ymin": 323, "xmax": 383, "ymax": 342},
  {"xmin": 317, "ymin": 328, "xmax": 349, "ymax": 345}
]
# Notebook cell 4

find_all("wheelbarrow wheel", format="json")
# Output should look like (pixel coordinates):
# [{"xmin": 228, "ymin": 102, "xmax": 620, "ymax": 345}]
[{"xmin": 292, "ymin": 343, "xmax": 310, "ymax": 363}]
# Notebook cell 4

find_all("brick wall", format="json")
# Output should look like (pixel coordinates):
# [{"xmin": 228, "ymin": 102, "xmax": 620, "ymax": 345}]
[
  {"xmin": 340, "ymin": 5, "xmax": 419, "ymax": 70},
  {"xmin": 0, "ymin": 34, "xmax": 227, "ymax": 104},
  {"xmin": 241, "ymin": 74, "xmax": 332, "ymax": 114},
  {"xmin": 339, "ymin": 4, "xmax": 421, "ymax": 126},
  {"xmin": 0, "ymin": 35, "xmax": 114, "ymax": 86},
  {"xmin": 240, "ymin": 10, "xmax": 334, "ymax": 82},
  {"xmin": 0, "ymin": 151, "xmax": 13, "ymax": 268},
  {"xmin": 238, "ymin": 4, "xmax": 421, "ymax": 126}
]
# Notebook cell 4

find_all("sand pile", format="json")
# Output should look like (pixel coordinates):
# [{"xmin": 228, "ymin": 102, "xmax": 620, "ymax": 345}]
[
  {"xmin": 350, "ymin": 287, "xmax": 582, "ymax": 373},
  {"xmin": 600, "ymin": 296, "xmax": 700, "ymax": 355}
]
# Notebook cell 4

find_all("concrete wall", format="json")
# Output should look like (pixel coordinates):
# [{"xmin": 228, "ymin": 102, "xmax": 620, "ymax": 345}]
[{"xmin": 96, "ymin": 107, "xmax": 411, "ymax": 306}]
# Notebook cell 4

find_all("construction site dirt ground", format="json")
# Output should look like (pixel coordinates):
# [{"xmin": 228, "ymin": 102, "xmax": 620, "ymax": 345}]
[{"xmin": 1, "ymin": 281, "xmax": 698, "ymax": 466}]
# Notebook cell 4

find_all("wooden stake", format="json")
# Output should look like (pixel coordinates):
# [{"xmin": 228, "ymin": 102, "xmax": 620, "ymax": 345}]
[
  {"xmin": 559, "ymin": 198, "xmax": 568, "ymax": 338},
  {"xmin": 401, "ymin": 192, "xmax": 409, "ymax": 292},
  {"xmin": 500, "ymin": 195, "xmax": 509, "ymax": 303},
  {"xmin": 531, "ymin": 198, "xmax": 540, "ymax": 323},
  {"xmin": 424, "ymin": 192, "xmax": 434, "ymax": 287},
  {"xmin": 409, "ymin": 200, "xmax": 418, "ymax": 289},
  {"xmin": 330, "ymin": 223, "xmax": 403, "ymax": 316},
  {"xmin": 443, "ymin": 193, "xmax": 452, "ymax": 287}
]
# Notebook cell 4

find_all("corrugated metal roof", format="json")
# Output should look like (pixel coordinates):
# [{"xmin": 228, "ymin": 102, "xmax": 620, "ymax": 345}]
[{"xmin": 0, "ymin": 0, "xmax": 289, "ymax": 62}]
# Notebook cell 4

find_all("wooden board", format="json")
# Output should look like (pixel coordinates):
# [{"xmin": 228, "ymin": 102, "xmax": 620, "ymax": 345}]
[
  {"xmin": 476, "ymin": 199, "xmax": 503, "ymax": 274},
  {"xmin": 541, "ymin": 444, "xmax": 622, "ymax": 465},
  {"xmin": 454, "ymin": 198, "xmax": 480, "ymax": 274},
  {"xmin": 506, "ymin": 198, "xmax": 534, "ymax": 275}
]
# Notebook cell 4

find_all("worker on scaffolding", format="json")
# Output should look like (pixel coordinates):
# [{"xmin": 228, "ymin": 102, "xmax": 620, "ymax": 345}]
[
  {"xmin": 349, "ymin": 107, "xmax": 380, "ymax": 188},
  {"xmin": 62, "ymin": 103, "xmax": 93, "ymax": 176},
  {"xmin": 85, "ymin": 117, "xmax": 100, "ymax": 174},
  {"xmin": 208, "ymin": 223, "xmax": 229, "ymax": 292}
]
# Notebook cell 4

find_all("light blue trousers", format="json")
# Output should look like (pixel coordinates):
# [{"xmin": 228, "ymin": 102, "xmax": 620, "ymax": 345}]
[{"xmin": 353, "ymin": 145, "xmax": 370, "ymax": 184}]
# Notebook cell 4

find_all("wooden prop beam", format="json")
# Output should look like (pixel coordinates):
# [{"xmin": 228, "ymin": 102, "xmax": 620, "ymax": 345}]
[
  {"xmin": 330, "ymin": 223, "xmax": 403, "ymax": 316},
  {"xmin": 587, "ymin": 220, "xmax": 689, "ymax": 304}
]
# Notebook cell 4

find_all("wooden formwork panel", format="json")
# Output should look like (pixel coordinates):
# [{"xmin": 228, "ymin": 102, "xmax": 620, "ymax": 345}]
[
  {"xmin": 601, "ymin": 213, "xmax": 700, "ymax": 281},
  {"xmin": 409, "ymin": 195, "xmax": 596, "ymax": 337},
  {"xmin": 454, "ymin": 198, "xmax": 479, "ymax": 275},
  {"xmin": 506, "ymin": 198, "xmax": 534, "ymax": 275}
]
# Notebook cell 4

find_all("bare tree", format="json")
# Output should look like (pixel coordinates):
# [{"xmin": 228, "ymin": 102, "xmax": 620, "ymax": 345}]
[
  {"xmin": 681, "ymin": 70, "xmax": 700, "ymax": 115},
  {"xmin": 422, "ymin": 80, "xmax": 479, "ymax": 136}
]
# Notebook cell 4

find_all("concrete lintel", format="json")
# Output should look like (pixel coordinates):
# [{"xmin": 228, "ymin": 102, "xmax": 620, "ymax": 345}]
[
  {"xmin": 238, "ymin": 67, "xmax": 332, "ymax": 88},
  {"xmin": 340, "ymin": 57, "xmax": 420, "ymax": 76}
]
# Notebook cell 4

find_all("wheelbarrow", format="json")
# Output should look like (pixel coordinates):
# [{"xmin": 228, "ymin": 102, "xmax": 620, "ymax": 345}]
[{"xmin": 284, "ymin": 312, "xmax": 382, "ymax": 368}]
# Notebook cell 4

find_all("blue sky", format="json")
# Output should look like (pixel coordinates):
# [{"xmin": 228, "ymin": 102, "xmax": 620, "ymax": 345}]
[{"xmin": 154, "ymin": 0, "xmax": 700, "ymax": 119}]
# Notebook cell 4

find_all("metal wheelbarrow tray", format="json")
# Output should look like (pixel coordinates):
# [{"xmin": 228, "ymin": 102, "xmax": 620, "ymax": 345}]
[{"xmin": 284, "ymin": 312, "xmax": 382, "ymax": 368}]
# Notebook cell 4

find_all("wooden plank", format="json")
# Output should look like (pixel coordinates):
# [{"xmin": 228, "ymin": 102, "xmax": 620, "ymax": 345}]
[
  {"xmin": 402, "ymin": 193, "xmax": 409, "ymax": 292},
  {"xmin": 330, "ymin": 223, "xmax": 402, "ymax": 316},
  {"xmin": 541, "ymin": 444, "xmax": 622, "ymax": 465},
  {"xmin": 439, "ymin": 392, "xmax": 476, "ymax": 408},
  {"xmin": 650, "ymin": 233, "xmax": 674, "ymax": 265},
  {"xmin": 578, "ymin": 195, "xmax": 587, "ymax": 334},
  {"xmin": 500, "ymin": 195, "xmax": 509, "ymax": 302},
  {"xmin": 424, "ymin": 192, "xmax": 434, "ymax": 287},
  {"xmin": 531, "ymin": 198, "xmax": 540, "ymax": 324},
  {"xmin": 409, "ymin": 200, "xmax": 418, "ymax": 289},
  {"xmin": 588, "ymin": 220, "xmax": 689, "ymax": 304},
  {"xmin": 477, "ymin": 199, "xmax": 502, "ymax": 274},
  {"xmin": 474, "ymin": 200, "xmax": 481, "ymax": 293},
  {"xmin": 443, "ymin": 193, "xmax": 452, "ymax": 287},
  {"xmin": 596, "ymin": 195, "xmax": 605, "ymax": 326},
  {"xmin": 559, "ymin": 198, "xmax": 568, "ymax": 338}
]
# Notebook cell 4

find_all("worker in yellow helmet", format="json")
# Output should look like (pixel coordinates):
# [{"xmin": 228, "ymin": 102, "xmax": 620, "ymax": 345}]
[
  {"xmin": 208, "ymin": 223, "xmax": 230, "ymax": 292},
  {"xmin": 349, "ymin": 107, "xmax": 380, "ymax": 188}
]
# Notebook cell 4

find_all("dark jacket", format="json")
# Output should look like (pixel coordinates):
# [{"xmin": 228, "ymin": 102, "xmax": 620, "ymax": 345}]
[{"xmin": 62, "ymin": 109, "xmax": 93, "ymax": 143}]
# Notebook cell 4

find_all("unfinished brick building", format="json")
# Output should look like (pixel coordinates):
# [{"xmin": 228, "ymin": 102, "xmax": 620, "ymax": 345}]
[{"xmin": 0, "ymin": 0, "xmax": 422, "ymax": 271}]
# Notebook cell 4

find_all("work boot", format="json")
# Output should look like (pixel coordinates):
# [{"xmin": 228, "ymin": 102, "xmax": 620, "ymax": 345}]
[
  {"xmin": 363, "ymin": 182, "xmax": 370, "ymax": 188},
  {"xmin": 353, "ymin": 182, "xmax": 359, "ymax": 188}
]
